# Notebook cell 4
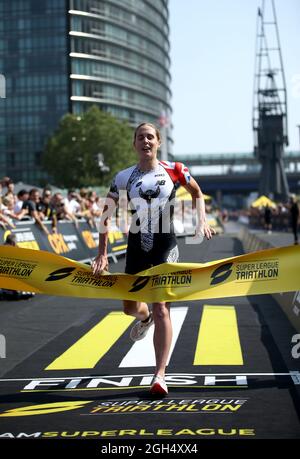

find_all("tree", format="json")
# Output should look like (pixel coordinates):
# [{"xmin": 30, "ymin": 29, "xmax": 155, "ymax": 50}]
[{"xmin": 43, "ymin": 106, "xmax": 136, "ymax": 188}]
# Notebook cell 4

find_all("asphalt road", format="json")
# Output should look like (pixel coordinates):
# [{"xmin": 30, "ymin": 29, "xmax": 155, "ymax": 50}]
[{"xmin": 0, "ymin": 230, "xmax": 299, "ymax": 448}]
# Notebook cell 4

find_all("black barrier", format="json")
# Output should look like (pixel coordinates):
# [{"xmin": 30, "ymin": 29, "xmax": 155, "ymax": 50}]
[
  {"xmin": 0, "ymin": 219, "xmax": 127, "ymax": 263},
  {"xmin": 249, "ymin": 213, "xmax": 291, "ymax": 230}
]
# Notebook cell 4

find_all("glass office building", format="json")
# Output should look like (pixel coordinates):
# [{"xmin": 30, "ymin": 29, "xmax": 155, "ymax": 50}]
[{"xmin": 0, "ymin": 0, "xmax": 172, "ymax": 184}]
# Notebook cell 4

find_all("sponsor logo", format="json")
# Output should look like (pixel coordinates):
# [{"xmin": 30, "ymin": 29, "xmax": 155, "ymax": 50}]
[
  {"xmin": 60, "ymin": 234, "xmax": 79, "ymax": 252},
  {"xmin": 210, "ymin": 263, "xmax": 233, "ymax": 285},
  {"xmin": 47, "ymin": 233, "xmax": 80, "ymax": 254},
  {"xmin": 0, "ymin": 258, "xmax": 36, "ymax": 278},
  {"xmin": 0, "ymin": 428, "xmax": 256, "ymax": 438},
  {"xmin": 71, "ymin": 271, "xmax": 118, "ymax": 288},
  {"xmin": 45, "ymin": 267, "xmax": 118, "ymax": 288},
  {"xmin": 151, "ymin": 271, "xmax": 192, "ymax": 288},
  {"xmin": 45, "ymin": 267, "xmax": 76, "ymax": 282},
  {"xmin": 0, "ymin": 401, "xmax": 91, "ymax": 417},
  {"xmin": 139, "ymin": 187, "xmax": 161, "ymax": 202},
  {"xmin": 45, "ymin": 268, "xmax": 118, "ymax": 287},
  {"xmin": 0, "ymin": 398, "xmax": 247, "ymax": 418},
  {"xmin": 210, "ymin": 259, "xmax": 281, "ymax": 286},
  {"xmin": 47, "ymin": 233, "xmax": 81, "ymax": 254},
  {"xmin": 129, "ymin": 276, "xmax": 150, "ymax": 292},
  {"xmin": 0, "ymin": 432, "xmax": 42, "ymax": 439},
  {"xmin": 48, "ymin": 233, "xmax": 69, "ymax": 254},
  {"xmin": 89, "ymin": 398, "xmax": 246, "ymax": 415},
  {"xmin": 4, "ymin": 229, "xmax": 39, "ymax": 250},
  {"xmin": 235, "ymin": 259, "xmax": 279, "ymax": 281},
  {"xmin": 81, "ymin": 230, "xmax": 97, "ymax": 249}
]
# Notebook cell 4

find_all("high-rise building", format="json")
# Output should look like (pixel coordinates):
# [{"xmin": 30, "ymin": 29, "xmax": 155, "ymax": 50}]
[{"xmin": 0, "ymin": 0, "xmax": 172, "ymax": 184}]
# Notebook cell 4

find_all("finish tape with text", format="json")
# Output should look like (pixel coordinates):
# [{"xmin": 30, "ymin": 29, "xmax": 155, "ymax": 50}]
[{"xmin": 0, "ymin": 245, "xmax": 299, "ymax": 302}]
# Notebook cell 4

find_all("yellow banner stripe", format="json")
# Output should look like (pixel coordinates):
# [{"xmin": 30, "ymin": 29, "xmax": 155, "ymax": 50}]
[
  {"xmin": 194, "ymin": 305, "xmax": 243, "ymax": 365},
  {"xmin": 45, "ymin": 312, "xmax": 135, "ymax": 370},
  {"xmin": 0, "ymin": 245, "xmax": 299, "ymax": 302}
]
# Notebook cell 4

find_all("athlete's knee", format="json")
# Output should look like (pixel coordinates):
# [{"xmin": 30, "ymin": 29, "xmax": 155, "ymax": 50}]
[
  {"xmin": 123, "ymin": 300, "xmax": 137, "ymax": 316},
  {"xmin": 153, "ymin": 302, "xmax": 170, "ymax": 321}
]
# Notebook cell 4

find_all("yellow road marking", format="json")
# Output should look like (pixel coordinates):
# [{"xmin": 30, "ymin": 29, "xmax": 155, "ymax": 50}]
[
  {"xmin": 194, "ymin": 305, "xmax": 243, "ymax": 365},
  {"xmin": 45, "ymin": 312, "xmax": 135, "ymax": 370}
]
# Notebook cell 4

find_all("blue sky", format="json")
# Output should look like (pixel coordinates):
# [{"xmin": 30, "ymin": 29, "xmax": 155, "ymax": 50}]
[{"xmin": 170, "ymin": 0, "xmax": 300, "ymax": 155}]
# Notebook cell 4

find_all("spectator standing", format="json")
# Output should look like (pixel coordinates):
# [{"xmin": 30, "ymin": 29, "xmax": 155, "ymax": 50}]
[
  {"xmin": 289, "ymin": 196, "xmax": 299, "ymax": 244},
  {"xmin": 264, "ymin": 205, "xmax": 272, "ymax": 234}
]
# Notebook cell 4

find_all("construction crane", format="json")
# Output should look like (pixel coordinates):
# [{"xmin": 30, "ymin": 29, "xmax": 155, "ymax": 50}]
[{"xmin": 252, "ymin": 0, "xmax": 289, "ymax": 201}]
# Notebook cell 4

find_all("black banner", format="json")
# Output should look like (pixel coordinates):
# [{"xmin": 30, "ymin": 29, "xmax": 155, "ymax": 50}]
[{"xmin": 0, "ymin": 219, "xmax": 127, "ymax": 263}]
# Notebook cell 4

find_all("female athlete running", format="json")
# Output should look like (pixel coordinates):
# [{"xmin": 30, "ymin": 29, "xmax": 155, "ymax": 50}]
[{"xmin": 92, "ymin": 123, "xmax": 214, "ymax": 395}]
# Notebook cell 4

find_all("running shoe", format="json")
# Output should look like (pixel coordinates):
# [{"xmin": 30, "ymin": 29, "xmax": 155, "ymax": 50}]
[
  {"xmin": 150, "ymin": 375, "xmax": 168, "ymax": 396},
  {"xmin": 130, "ymin": 313, "xmax": 154, "ymax": 341}
]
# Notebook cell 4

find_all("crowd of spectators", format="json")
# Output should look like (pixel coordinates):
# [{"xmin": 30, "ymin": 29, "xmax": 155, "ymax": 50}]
[
  {"xmin": 1, "ymin": 176, "xmax": 299, "ymax": 243},
  {"xmin": 0, "ymin": 176, "xmax": 105, "ymax": 234},
  {"xmin": 249, "ymin": 196, "xmax": 300, "ymax": 243}
]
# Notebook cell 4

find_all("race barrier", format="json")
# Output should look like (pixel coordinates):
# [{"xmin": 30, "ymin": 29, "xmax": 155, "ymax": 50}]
[
  {"xmin": 239, "ymin": 226, "xmax": 271, "ymax": 253},
  {"xmin": 239, "ymin": 226, "xmax": 300, "ymax": 332},
  {"xmin": 0, "ymin": 219, "xmax": 127, "ymax": 263},
  {"xmin": 0, "ymin": 244, "xmax": 299, "ymax": 304},
  {"xmin": 249, "ymin": 213, "xmax": 290, "ymax": 231}
]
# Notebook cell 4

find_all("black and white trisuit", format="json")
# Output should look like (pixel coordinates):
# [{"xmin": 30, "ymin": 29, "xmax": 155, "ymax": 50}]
[{"xmin": 108, "ymin": 161, "xmax": 191, "ymax": 274}]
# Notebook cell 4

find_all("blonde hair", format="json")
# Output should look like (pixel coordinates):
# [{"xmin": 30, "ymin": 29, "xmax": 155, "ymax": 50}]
[
  {"xmin": 2, "ymin": 196, "xmax": 13, "ymax": 206},
  {"xmin": 134, "ymin": 123, "xmax": 161, "ymax": 143}
]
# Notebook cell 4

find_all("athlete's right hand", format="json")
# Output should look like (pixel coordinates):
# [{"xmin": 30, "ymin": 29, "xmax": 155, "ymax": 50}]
[{"xmin": 92, "ymin": 254, "xmax": 109, "ymax": 275}]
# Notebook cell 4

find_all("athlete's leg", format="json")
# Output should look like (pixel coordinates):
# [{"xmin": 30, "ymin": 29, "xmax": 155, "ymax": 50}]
[
  {"xmin": 152, "ymin": 302, "xmax": 172, "ymax": 378},
  {"xmin": 123, "ymin": 300, "xmax": 150, "ymax": 320}
]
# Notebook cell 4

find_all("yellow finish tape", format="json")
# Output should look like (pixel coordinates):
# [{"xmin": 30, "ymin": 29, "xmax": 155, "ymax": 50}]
[{"xmin": 0, "ymin": 245, "xmax": 299, "ymax": 302}]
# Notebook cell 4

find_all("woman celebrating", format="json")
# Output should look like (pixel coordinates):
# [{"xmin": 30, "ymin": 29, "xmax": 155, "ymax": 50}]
[{"xmin": 92, "ymin": 123, "xmax": 214, "ymax": 396}]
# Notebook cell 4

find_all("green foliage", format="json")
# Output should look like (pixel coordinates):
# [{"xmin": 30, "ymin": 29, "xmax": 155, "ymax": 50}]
[{"xmin": 43, "ymin": 106, "xmax": 136, "ymax": 188}]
